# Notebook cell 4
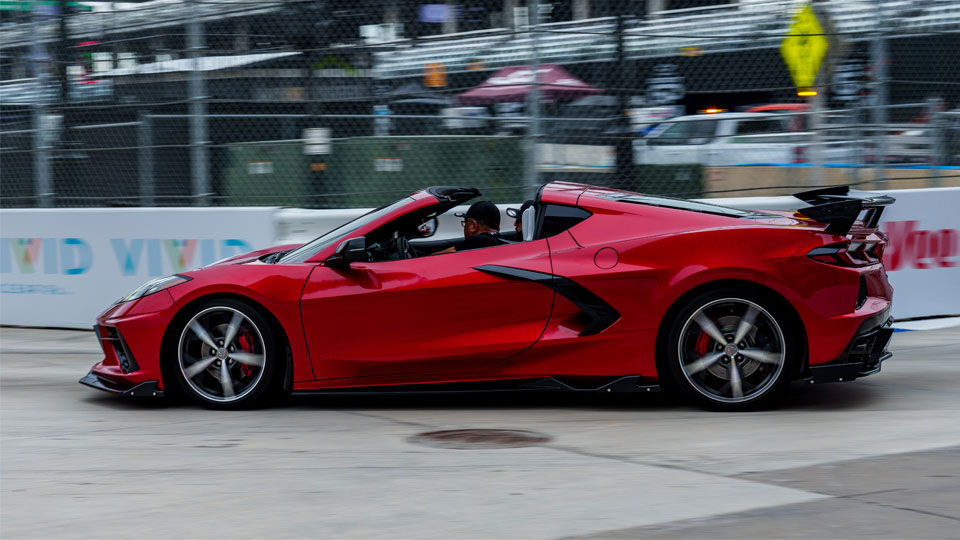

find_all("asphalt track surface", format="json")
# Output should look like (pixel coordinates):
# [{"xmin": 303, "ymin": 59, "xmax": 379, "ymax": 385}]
[{"xmin": 1, "ymin": 325, "xmax": 958, "ymax": 539}]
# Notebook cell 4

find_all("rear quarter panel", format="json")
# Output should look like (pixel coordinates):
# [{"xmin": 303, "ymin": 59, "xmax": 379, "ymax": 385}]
[{"xmin": 541, "ymin": 202, "xmax": 819, "ymax": 376}]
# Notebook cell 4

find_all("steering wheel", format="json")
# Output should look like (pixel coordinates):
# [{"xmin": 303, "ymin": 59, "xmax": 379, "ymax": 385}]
[{"xmin": 396, "ymin": 235, "xmax": 416, "ymax": 260}]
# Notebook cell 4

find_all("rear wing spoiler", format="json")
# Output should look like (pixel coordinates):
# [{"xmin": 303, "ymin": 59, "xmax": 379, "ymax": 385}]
[{"xmin": 794, "ymin": 186, "xmax": 895, "ymax": 236}]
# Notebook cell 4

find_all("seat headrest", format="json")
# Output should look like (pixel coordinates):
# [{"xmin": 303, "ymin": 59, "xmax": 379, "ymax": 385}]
[{"xmin": 522, "ymin": 206, "xmax": 536, "ymax": 242}]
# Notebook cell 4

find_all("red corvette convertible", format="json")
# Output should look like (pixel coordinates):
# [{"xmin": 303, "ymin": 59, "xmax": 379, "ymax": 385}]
[{"xmin": 81, "ymin": 182, "xmax": 894, "ymax": 410}]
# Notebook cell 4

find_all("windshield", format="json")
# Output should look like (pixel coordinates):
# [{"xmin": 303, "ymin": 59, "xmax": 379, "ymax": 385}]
[{"xmin": 278, "ymin": 198, "xmax": 413, "ymax": 263}]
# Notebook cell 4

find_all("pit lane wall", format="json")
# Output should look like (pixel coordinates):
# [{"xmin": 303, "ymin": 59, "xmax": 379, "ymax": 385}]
[{"xmin": 2, "ymin": 189, "xmax": 957, "ymax": 328}]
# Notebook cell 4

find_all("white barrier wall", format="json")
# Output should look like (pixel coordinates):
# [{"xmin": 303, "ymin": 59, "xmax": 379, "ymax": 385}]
[
  {"xmin": 872, "ymin": 188, "xmax": 959, "ymax": 319},
  {"xmin": 2, "ymin": 189, "xmax": 957, "ymax": 328},
  {"xmin": 1, "ymin": 208, "xmax": 276, "ymax": 328}
]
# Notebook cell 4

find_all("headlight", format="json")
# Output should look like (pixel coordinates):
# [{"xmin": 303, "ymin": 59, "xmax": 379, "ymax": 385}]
[{"xmin": 120, "ymin": 275, "xmax": 192, "ymax": 303}]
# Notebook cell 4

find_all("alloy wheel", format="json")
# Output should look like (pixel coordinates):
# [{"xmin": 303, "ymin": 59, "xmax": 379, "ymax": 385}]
[
  {"xmin": 677, "ymin": 298, "xmax": 786, "ymax": 404},
  {"xmin": 177, "ymin": 306, "xmax": 267, "ymax": 403}
]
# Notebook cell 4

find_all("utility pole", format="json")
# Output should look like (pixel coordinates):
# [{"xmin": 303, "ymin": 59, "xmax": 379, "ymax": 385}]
[
  {"xmin": 138, "ymin": 111, "xmax": 155, "ymax": 206},
  {"xmin": 524, "ymin": 0, "xmax": 541, "ymax": 195},
  {"xmin": 188, "ymin": 0, "xmax": 209, "ymax": 205},
  {"xmin": 616, "ymin": 11, "xmax": 634, "ymax": 190},
  {"xmin": 31, "ymin": 2, "xmax": 52, "ymax": 207},
  {"xmin": 871, "ymin": 0, "xmax": 888, "ymax": 185},
  {"xmin": 56, "ymin": 0, "xmax": 70, "ymax": 105},
  {"xmin": 51, "ymin": 0, "xmax": 73, "ymax": 202},
  {"xmin": 807, "ymin": 88, "xmax": 825, "ymax": 187}
]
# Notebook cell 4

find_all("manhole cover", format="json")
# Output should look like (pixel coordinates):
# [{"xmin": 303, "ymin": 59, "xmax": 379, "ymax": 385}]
[{"xmin": 409, "ymin": 429, "xmax": 552, "ymax": 450}]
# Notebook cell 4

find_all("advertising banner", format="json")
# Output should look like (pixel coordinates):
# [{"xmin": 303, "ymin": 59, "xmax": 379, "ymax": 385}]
[
  {"xmin": 875, "ymin": 188, "xmax": 959, "ymax": 319},
  {"xmin": 1, "ymin": 208, "xmax": 276, "ymax": 328}
]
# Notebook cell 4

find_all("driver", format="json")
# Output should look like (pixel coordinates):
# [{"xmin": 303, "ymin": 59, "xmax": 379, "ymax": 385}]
[{"xmin": 437, "ymin": 200, "xmax": 505, "ymax": 253}]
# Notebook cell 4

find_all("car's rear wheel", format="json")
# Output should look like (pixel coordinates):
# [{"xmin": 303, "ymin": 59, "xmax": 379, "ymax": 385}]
[
  {"xmin": 173, "ymin": 299, "xmax": 280, "ymax": 409},
  {"xmin": 665, "ymin": 289, "xmax": 799, "ymax": 410}
]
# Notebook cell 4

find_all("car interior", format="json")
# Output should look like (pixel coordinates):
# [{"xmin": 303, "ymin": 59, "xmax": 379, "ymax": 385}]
[
  {"xmin": 363, "ymin": 199, "xmax": 539, "ymax": 262},
  {"xmin": 341, "ymin": 184, "xmax": 593, "ymax": 264}
]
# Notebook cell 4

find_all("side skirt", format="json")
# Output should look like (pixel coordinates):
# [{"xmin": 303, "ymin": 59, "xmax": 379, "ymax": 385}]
[{"xmin": 291, "ymin": 376, "xmax": 660, "ymax": 397}]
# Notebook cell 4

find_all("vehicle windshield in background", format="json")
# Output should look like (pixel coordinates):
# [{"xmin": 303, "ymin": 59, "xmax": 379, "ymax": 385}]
[
  {"xmin": 647, "ymin": 119, "xmax": 720, "ymax": 145},
  {"xmin": 279, "ymin": 198, "xmax": 413, "ymax": 263}
]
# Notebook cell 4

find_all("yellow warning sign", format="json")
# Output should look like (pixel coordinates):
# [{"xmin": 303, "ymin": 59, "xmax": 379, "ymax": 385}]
[{"xmin": 780, "ymin": 4, "xmax": 829, "ymax": 89}]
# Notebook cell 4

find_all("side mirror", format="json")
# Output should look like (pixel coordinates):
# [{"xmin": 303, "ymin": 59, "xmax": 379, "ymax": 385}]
[
  {"xmin": 415, "ymin": 217, "xmax": 439, "ymax": 238},
  {"xmin": 324, "ymin": 237, "xmax": 366, "ymax": 268}
]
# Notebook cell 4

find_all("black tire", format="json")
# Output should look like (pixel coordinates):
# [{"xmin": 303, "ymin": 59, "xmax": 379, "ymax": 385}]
[
  {"xmin": 665, "ymin": 288, "xmax": 800, "ymax": 411},
  {"xmin": 171, "ymin": 298, "xmax": 283, "ymax": 409}
]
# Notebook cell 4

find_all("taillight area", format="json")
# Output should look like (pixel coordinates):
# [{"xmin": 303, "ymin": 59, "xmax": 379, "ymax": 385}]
[{"xmin": 807, "ymin": 241, "xmax": 883, "ymax": 267}]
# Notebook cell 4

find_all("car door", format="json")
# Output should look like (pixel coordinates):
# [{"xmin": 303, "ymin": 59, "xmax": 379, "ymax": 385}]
[{"xmin": 300, "ymin": 239, "xmax": 555, "ymax": 381}]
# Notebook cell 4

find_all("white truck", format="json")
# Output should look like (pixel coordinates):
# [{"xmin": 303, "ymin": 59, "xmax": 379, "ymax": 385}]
[{"xmin": 634, "ymin": 112, "xmax": 853, "ymax": 166}]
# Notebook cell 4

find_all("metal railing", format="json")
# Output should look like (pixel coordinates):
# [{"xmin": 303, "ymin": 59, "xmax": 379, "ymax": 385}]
[{"xmin": 374, "ymin": 0, "xmax": 960, "ymax": 78}]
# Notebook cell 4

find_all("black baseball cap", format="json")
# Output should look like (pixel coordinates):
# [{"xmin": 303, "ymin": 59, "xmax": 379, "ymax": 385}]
[{"xmin": 456, "ymin": 200, "xmax": 501, "ymax": 229}]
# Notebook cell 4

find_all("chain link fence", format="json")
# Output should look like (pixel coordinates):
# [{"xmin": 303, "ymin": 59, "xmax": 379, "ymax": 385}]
[{"xmin": 2, "ymin": 0, "xmax": 959, "ymax": 209}]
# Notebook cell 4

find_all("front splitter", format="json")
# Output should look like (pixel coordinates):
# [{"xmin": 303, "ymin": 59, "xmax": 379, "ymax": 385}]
[{"xmin": 79, "ymin": 370, "xmax": 164, "ymax": 398}]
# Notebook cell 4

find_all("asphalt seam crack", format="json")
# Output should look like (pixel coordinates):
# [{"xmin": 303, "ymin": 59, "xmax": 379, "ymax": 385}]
[
  {"xmin": 340, "ymin": 410, "xmax": 437, "ymax": 429},
  {"xmin": 543, "ymin": 443, "xmax": 744, "ymax": 477},
  {"xmin": 837, "ymin": 495, "xmax": 960, "ymax": 523}
]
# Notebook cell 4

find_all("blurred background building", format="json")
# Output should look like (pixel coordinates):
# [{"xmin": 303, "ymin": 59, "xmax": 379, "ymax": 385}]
[{"xmin": 2, "ymin": 0, "xmax": 959, "ymax": 208}]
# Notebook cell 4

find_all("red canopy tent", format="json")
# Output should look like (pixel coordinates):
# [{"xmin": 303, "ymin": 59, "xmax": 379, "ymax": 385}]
[{"xmin": 457, "ymin": 64, "xmax": 602, "ymax": 105}]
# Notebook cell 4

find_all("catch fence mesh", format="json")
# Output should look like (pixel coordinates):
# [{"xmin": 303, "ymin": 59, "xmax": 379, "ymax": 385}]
[{"xmin": 2, "ymin": 0, "xmax": 959, "ymax": 209}]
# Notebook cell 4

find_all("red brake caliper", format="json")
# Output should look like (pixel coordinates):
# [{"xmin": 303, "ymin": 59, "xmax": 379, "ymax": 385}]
[
  {"xmin": 237, "ymin": 332, "xmax": 254, "ymax": 377},
  {"xmin": 695, "ymin": 332, "xmax": 711, "ymax": 356}
]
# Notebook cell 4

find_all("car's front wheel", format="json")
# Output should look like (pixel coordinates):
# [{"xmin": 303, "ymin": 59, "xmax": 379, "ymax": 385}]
[
  {"xmin": 665, "ymin": 289, "xmax": 799, "ymax": 410},
  {"xmin": 173, "ymin": 299, "xmax": 281, "ymax": 409}
]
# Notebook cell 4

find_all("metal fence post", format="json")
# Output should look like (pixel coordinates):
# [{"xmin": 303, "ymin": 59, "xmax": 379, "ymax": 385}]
[
  {"xmin": 30, "ymin": 10, "xmax": 52, "ymax": 208},
  {"xmin": 808, "ymin": 90, "xmax": 825, "ymax": 187},
  {"xmin": 616, "ymin": 12, "xmax": 635, "ymax": 190},
  {"xmin": 871, "ymin": 0, "xmax": 889, "ymax": 186},
  {"xmin": 524, "ymin": 0, "xmax": 541, "ymax": 198},
  {"xmin": 850, "ymin": 101, "xmax": 863, "ymax": 184},
  {"xmin": 32, "ymin": 102, "xmax": 52, "ymax": 208},
  {"xmin": 188, "ymin": 0, "xmax": 210, "ymax": 206},
  {"xmin": 138, "ymin": 112, "xmax": 155, "ymax": 206}
]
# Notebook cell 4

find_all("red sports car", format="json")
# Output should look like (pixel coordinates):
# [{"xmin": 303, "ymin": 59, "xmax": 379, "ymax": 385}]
[{"xmin": 81, "ymin": 182, "xmax": 894, "ymax": 410}]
